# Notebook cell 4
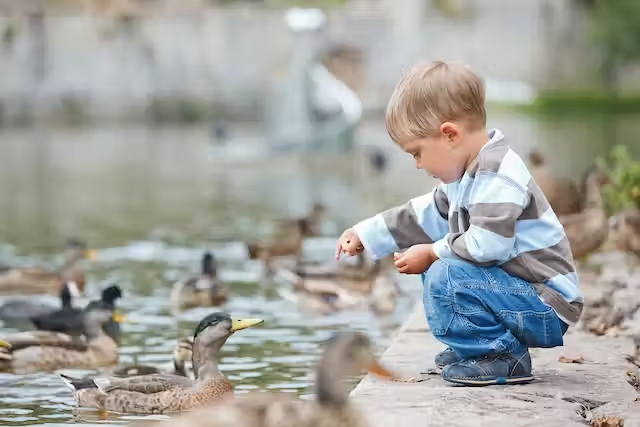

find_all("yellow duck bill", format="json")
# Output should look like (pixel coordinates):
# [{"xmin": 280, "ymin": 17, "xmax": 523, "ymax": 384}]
[{"xmin": 230, "ymin": 318, "xmax": 264, "ymax": 332}]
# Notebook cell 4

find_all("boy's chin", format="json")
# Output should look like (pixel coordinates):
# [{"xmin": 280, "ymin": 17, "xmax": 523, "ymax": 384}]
[{"xmin": 438, "ymin": 176, "xmax": 461, "ymax": 184}]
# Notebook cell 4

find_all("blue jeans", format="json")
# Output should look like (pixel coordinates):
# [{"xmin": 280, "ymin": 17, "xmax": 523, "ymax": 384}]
[{"xmin": 422, "ymin": 258, "xmax": 568, "ymax": 359}]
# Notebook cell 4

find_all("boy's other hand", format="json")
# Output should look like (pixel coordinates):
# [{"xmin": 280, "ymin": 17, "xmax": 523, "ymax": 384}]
[
  {"xmin": 393, "ymin": 244, "xmax": 438, "ymax": 274},
  {"xmin": 335, "ymin": 228, "xmax": 364, "ymax": 260}
]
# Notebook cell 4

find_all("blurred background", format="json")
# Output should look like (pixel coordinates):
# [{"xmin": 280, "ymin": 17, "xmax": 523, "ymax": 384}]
[{"xmin": 0, "ymin": 0, "xmax": 639, "ymax": 425}]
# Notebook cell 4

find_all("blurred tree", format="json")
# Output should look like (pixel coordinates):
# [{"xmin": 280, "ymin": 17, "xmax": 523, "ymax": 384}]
[
  {"xmin": 431, "ymin": 0, "xmax": 468, "ymax": 19},
  {"xmin": 589, "ymin": 0, "xmax": 640, "ymax": 92},
  {"xmin": 598, "ymin": 145, "xmax": 640, "ymax": 214}
]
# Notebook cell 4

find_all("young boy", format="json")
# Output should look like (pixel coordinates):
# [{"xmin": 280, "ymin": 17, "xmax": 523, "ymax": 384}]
[{"xmin": 335, "ymin": 60, "xmax": 583, "ymax": 386}]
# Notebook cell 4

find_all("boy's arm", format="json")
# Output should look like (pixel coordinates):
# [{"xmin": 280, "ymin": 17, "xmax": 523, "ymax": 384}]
[
  {"xmin": 353, "ymin": 184, "xmax": 449, "ymax": 260},
  {"xmin": 432, "ymin": 172, "xmax": 528, "ymax": 265}
]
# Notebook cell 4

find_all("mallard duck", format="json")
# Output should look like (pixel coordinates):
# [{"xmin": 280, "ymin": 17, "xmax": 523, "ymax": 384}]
[
  {"xmin": 59, "ymin": 312, "xmax": 263, "ymax": 414},
  {"xmin": 112, "ymin": 337, "xmax": 194, "ymax": 378},
  {"xmin": 0, "ymin": 300, "xmax": 125, "ymax": 374},
  {"xmin": 170, "ymin": 252, "xmax": 229, "ymax": 312},
  {"xmin": 246, "ymin": 202, "xmax": 328, "ymax": 261},
  {"xmin": 128, "ymin": 331, "xmax": 397, "ymax": 427},
  {"xmin": 0, "ymin": 239, "xmax": 96, "ymax": 295},
  {"xmin": 610, "ymin": 208, "xmax": 640, "ymax": 257},
  {"xmin": 529, "ymin": 150, "xmax": 583, "ymax": 216},
  {"xmin": 0, "ymin": 281, "xmax": 81, "ymax": 322},
  {"xmin": 30, "ymin": 284, "xmax": 123, "ymax": 340},
  {"xmin": 558, "ymin": 166, "xmax": 612, "ymax": 260}
]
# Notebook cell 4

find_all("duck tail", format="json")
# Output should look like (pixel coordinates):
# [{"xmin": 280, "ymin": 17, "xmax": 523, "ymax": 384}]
[{"xmin": 59, "ymin": 373, "xmax": 99, "ymax": 392}]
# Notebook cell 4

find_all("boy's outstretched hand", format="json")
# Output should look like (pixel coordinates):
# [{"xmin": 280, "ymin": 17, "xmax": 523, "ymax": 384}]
[
  {"xmin": 335, "ymin": 228, "xmax": 364, "ymax": 260},
  {"xmin": 394, "ymin": 244, "xmax": 438, "ymax": 274}
]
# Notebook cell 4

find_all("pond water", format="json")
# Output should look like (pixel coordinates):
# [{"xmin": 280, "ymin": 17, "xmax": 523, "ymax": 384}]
[{"xmin": 0, "ymin": 110, "xmax": 637, "ymax": 425}]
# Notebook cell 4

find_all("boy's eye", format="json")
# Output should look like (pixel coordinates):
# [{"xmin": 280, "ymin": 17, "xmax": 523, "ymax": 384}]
[{"xmin": 412, "ymin": 152, "xmax": 420, "ymax": 159}]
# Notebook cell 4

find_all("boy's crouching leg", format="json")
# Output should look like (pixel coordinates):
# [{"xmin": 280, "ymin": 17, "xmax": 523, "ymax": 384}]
[{"xmin": 423, "ymin": 258, "xmax": 536, "ymax": 386}]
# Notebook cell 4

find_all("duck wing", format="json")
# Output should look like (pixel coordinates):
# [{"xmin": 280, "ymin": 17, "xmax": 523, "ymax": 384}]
[
  {"xmin": 0, "ymin": 299, "xmax": 57, "ymax": 321},
  {"xmin": 103, "ymin": 373, "xmax": 194, "ymax": 394},
  {"xmin": 3, "ymin": 331, "xmax": 88, "ymax": 352},
  {"xmin": 30, "ymin": 308, "xmax": 84, "ymax": 334},
  {"xmin": 112, "ymin": 364, "xmax": 163, "ymax": 377}
]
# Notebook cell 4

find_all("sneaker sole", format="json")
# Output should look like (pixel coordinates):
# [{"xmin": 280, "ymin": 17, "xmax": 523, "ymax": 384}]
[{"xmin": 443, "ymin": 375, "xmax": 535, "ymax": 386}]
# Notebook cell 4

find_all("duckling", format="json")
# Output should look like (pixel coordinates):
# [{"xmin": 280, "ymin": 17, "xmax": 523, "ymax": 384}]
[
  {"xmin": 128, "ymin": 331, "xmax": 397, "ymax": 427},
  {"xmin": 112, "ymin": 337, "xmax": 194, "ymax": 378},
  {"xmin": 30, "ymin": 284, "xmax": 123, "ymax": 340},
  {"xmin": 0, "ymin": 239, "xmax": 96, "ymax": 295},
  {"xmin": 558, "ymin": 166, "xmax": 612, "ymax": 260},
  {"xmin": 246, "ymin": 202, "xmax": 328, "ymax": 261},
  {"xmin": 0, "ymin": 281, "xmax": 81, "ymax": 322},
  {"xmin": 529, "ymin": 150, "xmax": 583, "ymax": 216},
  {"xmin": 59, "ymin": 312, "xmax": 263, "ymax": 414},
  {"xmin": 610, "ymin": 208, "xmax": 640, "ymax": 257},
  {"xmin": 0, "ymin": 300, "xmax": 124, "ymax": 374},
  {"xmin": 169, "ymin": 252, "xmax": 229, "ymax": 312}
]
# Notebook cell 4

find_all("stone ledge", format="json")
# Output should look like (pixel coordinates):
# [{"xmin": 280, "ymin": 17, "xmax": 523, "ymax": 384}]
[{"xmin": 351, "ymin": 303, "xmax": 640, "ymax": 427}]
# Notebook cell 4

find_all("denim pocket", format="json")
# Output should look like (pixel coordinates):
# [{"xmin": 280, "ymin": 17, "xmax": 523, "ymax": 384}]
[
  {"xmin": 497, "ymin": 308, "xmax": 564, "ymax": 348},
  {"xmin": 423, "ymin": 289, "xmax": 454, "ymax": 336}
]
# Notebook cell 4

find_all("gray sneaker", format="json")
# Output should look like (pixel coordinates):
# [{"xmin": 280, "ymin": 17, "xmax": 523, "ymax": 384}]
[
  {"xmin": 442, "ymin": 349, "xmax": 534, "ymax": 386},
  {"xmin": 435, "ymin": 347, "xmax": 462, "ymax": 368}
]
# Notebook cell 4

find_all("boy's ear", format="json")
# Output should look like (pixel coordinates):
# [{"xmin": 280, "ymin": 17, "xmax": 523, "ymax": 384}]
[{"xmin": 439, "ymin": 122, "xmax": 459, "ymax": 142}]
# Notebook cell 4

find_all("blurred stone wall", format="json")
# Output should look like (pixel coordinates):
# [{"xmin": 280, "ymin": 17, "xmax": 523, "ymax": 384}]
[{"xmin": 0, "ymin": 0, "xmax": 611, "ymax": 123}]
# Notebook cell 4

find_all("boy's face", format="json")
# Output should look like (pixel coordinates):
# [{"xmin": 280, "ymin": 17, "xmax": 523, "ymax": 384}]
[{"xmin": 399, "ymin": 123, "xmax": 468, "ymax": 184}]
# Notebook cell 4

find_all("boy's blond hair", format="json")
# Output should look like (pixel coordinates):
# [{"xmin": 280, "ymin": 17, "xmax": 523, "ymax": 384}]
[{"xmin": 385, "ymin": 60, "xmax": 486, "ymax": 143}]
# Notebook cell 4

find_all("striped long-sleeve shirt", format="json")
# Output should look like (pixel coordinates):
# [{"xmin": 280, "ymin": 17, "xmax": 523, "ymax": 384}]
[{"xmin": 353, "ymin": 129, "xmax": 583, "ymax": 325}]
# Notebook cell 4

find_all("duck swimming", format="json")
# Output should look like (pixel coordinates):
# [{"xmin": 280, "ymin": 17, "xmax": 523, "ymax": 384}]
[
  {"xmin": 60, "ymin": 312, "xmax": 263, "ymax": 414},
  {"xmin": 128, "ymin": 331, "xmax": 398, "ymax": 427},
  {"xmin": 0, "ymin": 300, "xmax": 125, "ymax": 374},
  {"xmin": 169, "ymin": 252, "xmax": 229, "ymax": 312},
  {"xmin": 30, "ymin": 284, "xmax": 123, "ymax": 340},
  {"xmin": 112, "ymin": 337, "xmax": 194, "ymax": 378},
  {"xmin": 0, "ymin": 239, "xmax": 96, "ymax": 295}
]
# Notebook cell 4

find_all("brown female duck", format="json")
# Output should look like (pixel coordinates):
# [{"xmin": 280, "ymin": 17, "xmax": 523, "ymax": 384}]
[
  {"xmin": 278, "ymin": 274, "xmax": 399, "ymax": 315},
  {"xmin": 170, "ymin": 252, "xmax": 229, "ymax": 312},
  {"xmin": 558, "ymin": 166, "xmax": 612, "ymax": 260},
  {"xmin": 246, "ymin": 202, "xmax": 327, "ymax": 261},
  {"xmin": 528, "ymin": 150, "xmax": 583, "ymax": 215},
  {"xmin": 0, "ymin": 239, "xmax": 96, "ymax": 295},
  {"xmin": 112, "ymin": 337, "xmax": 194, "ymax": 378},
  {"xmin": 610, "ymin": 208, "xmax": 640, "ymax": 257},
  {"xmin": 59, "ymin": 312, "xmax": 263, "ymax": 414},
  {"xmin": 0, "ymin": 300, "xmax": 123, "ymax": 374},
  {"xmin": 292, "ymin": 253, "xmax": 395, "ymax": 294},
  {"xmin": 129, "ymin": 331, "xmax": 397, "ymax": 427}
]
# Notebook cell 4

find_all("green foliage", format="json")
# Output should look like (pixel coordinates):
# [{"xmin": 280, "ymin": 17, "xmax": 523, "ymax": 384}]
[
  {"xmin": 431, "ymin": 0, "xmax": 469, "ymax": 19},
  {"xmin": 244, "ymin": 0, "xmax": 347, "ymax": 7},
  {"xmin": 517, "ymin": 91, "xmax": 640, "ymax": 116},
  {"xmin": 598, "ymin": 145, "xmax": 640, "ymax": 214},
  {"xmin": 589, "ymin": 0, "xmax": 640, "ymax": 89}
]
